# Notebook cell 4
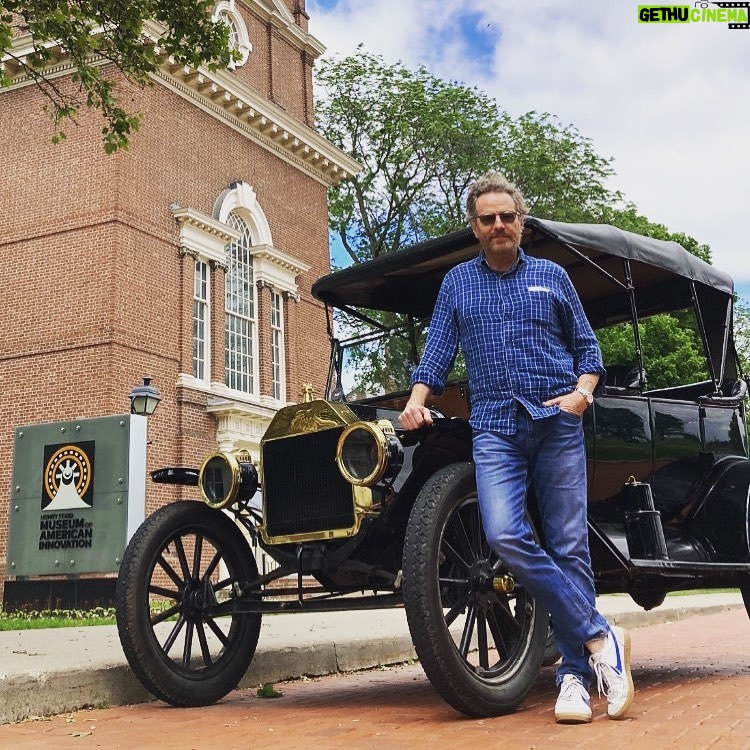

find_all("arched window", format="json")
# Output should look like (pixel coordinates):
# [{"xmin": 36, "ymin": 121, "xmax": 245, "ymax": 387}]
[
  {"xmin": 212, "ymin": 180, "xmax": 308, "ymax": 410},
  {"xmin": 224, "ymin": 212, "xmax": 256, "ymax": 394},
  {"xmin": 214, "ymin": 1, "xmax": 252, "ymax": 68}
]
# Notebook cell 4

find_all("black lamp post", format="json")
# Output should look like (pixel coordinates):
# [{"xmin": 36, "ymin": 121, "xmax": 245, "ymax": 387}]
[{"xmin": 128, "ymin": 377, "xmax": 162, "ymax": 416}]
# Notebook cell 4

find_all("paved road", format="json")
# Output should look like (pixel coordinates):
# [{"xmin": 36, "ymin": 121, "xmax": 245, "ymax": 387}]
[{"xmin": 1, "ymin": 608, "xmax": 749, "ymax": 750}]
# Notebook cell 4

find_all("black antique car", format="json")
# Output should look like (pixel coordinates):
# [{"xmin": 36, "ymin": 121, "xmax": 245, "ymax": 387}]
[{"xmin": 116, "ymin": 217, "xmax": 750, "ymax": 718}]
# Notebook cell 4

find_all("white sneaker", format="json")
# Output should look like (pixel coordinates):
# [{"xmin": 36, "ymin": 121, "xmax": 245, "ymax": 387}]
[
  {"xmin": 554, "ymin": 674, "xmax": 592, "ymax": 724},
  {"xmin": 589, "ymin": 626, "xmax": 634, "ymax": 719}
]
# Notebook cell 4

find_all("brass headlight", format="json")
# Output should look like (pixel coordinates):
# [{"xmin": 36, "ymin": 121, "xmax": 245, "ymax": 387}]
[
  {"xmin": 335, "ymin": 420, "xmax": 403, "ymax": 487},
  {"xmin": 198, "ymin": 450, "xmax": 258, "ymax": 510}
]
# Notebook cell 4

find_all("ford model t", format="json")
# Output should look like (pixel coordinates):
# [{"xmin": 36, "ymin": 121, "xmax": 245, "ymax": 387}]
[{"xmin": 116, "ymin": 217, "xmax": 750, "ymax": 717}]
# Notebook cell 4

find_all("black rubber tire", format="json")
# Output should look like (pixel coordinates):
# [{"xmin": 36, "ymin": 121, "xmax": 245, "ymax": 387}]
[
  {"xmin": 403, "ymin": 462, "xmax": 547, "ymax": 717},
  {"xmin": 115, "ymin": 501, "xmax": 261, "ymax": 707}
]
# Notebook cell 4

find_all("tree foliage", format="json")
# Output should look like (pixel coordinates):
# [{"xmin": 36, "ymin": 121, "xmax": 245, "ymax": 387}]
[
  {"xmin": 316, "ymin": 48, "xmax": 505, "ymax": 264},
  {"xmin": 1, "ymin": 0, "xmax": 234, "ymax": 152},
  {"xmin": 596, "ymin": 316, "xmax": 708, "ymax": 390},
  {"xmin": 495, "ymin": 113, "xmax": 621, "ymax": 224},
  {"xmin": 734, "ymin": 298, "xmax": 750, "ymax": 376},
  {"xmin": 316, "ymin": 48, "xmax": 624, "ymax": 265}
]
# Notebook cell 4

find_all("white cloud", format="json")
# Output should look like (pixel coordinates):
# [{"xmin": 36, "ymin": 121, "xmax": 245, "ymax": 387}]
[{"xmin": 308, "ymin": 0, "xmax": 750, "ymax": 285}]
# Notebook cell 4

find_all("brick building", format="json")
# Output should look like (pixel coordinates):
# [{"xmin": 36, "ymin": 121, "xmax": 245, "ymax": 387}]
[{"xmin": 0, "ymin": 0, "xmax": 359, "ymax": 605}]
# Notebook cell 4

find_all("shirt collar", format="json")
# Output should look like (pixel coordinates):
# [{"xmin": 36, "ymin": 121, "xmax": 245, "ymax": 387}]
[{"xmin": 477, "ymin": 246, "xmax": 526, "ymax": 276}]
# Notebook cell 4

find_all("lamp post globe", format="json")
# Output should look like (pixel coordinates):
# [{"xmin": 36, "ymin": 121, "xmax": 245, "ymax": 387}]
[{"xmin": 128, "ymin": 377, "xmax": 162, "ymax": 416}]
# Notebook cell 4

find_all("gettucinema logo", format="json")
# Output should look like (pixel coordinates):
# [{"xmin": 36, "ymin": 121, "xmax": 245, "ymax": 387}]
[{"xmin": 638, "ymin": 1, "xmax": 750, "ymax": 27}]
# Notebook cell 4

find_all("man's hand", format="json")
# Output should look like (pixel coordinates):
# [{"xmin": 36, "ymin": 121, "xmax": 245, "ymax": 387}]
[
  {"xmin": 543, "ymin": 390, "xmax": 588, "ymax": 416},
  {"xmin": 399, "ymin": 402, "xmax": 434, "ymax": 430},
  {"xmin": 399, "ymin": 383, "xmax": 434, "ymax": 430}
]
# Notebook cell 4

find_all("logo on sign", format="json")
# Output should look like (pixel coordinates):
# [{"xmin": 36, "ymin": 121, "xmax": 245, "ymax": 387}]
[{"xmin": 41, "ymin": 442, "xmax": 95, "ymax": 511}]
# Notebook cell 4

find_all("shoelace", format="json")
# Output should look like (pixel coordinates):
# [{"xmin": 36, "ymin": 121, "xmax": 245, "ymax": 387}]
[
  {"xmin": 591, "ymin": 656, "xmax": 620, "ymax": 699},
  {"xmin": 559, "ymin": 677, "xmax": 587, "ymax": 702}
]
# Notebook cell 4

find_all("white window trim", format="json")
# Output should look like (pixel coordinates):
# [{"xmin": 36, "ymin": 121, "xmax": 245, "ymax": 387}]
[
  {"xmin": 251, "ymin": 244, "xmax": 310, "ymax": 295},
  {"xmin": 173, "ymin": 205, "xmax": 240, "ymax": 264},
  {"xmin": 201, "ymin": 181, "xmax": 311, "ymax": 451},
  {"xmin": 214, "ymin": 181, "xmax": 272, "ymax": 244}
]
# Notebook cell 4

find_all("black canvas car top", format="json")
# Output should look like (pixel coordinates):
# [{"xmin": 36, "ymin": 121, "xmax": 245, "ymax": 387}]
[{"xmin": 312, "ymin": 217, "xmax": 734, "ymax": 325}]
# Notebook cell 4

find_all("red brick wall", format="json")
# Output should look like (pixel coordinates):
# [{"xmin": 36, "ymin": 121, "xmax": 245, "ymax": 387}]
[
  {"xmin": 0, "ymin": 10, "xmax": 332, "ymax": 602},
  {"xmin": 228, "ymin": 2, "xmax": 314, "ymax": 126}
]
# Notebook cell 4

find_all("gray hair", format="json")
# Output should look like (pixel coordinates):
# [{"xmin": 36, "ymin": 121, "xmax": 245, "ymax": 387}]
[{"xmin": 466, "ymin": 171, "xmax": 528, "ymax": 220}]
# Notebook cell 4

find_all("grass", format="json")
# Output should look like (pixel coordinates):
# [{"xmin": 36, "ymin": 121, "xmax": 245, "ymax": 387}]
[
  {"xmin": 0, "ymin": 607, "xmax": 116, "ymax": 631},
  {"xmin": 0, "ymin": 589, "xmax": 740, "ymax": 631}
]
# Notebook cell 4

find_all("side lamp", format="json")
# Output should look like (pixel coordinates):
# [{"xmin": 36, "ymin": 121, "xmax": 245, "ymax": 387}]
[{"xmin": 129, "ymin": 377, "xmax": 162, "ymax": 416}]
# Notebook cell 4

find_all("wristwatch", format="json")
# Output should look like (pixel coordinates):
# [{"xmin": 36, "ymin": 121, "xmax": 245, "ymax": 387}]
[{"xmin": 575, "ymin": 386, "xmax": 594, "ymax": 405}]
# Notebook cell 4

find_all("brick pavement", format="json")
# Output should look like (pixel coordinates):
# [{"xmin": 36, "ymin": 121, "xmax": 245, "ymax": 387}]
[{"xmin": 1, "ymin": 608, "xmax": 749, "ymax": 750}]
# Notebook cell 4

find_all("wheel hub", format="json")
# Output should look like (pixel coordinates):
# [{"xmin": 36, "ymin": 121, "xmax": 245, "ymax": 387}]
[
  {"xmin": 181, "ymin": 578, "xmax": 218, "ymax": 617},
  {"xmin": 471, "ymin": 560, "xmax": 496, "ymax": 593}
]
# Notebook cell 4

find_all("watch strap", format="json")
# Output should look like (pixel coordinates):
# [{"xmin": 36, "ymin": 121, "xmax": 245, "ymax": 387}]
[{"xmin": 575, "ymin": 386, "xmax": 594, "ymax": 404}]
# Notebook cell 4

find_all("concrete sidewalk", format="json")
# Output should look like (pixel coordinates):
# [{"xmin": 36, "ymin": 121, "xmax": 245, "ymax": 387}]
[{"xmin": 0, "ymin": 592, "xmax": 745, "ymax": 724}]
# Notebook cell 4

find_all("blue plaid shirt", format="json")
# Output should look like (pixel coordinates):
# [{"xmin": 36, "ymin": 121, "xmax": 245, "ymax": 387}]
[{"xmin": 412, "ymin": 248, "xmax": 605, "ymax": 433}]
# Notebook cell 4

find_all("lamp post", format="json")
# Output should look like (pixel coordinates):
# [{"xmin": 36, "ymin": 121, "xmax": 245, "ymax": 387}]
[{"xmin": 128, "ymin": 377, "xmax": 162, "ymax": 417}]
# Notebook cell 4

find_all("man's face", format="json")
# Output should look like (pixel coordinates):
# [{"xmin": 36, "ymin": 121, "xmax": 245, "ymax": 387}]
[{"xmin": 470, "ymin": 192, "xmax": 523, "ymax": 265}]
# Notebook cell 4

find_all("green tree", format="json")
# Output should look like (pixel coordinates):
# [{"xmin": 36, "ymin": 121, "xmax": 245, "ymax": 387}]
[
  {"xmin": 496, "ymin": 112, "xmax": 621, "ymax": 223},
  {"xmin": 734, "ymin": 298, "xmax": 750, "ymax": 375},
  {"xmin": 594, "ymin": 206, "xmax": 716, "ymax": 385},
  {"xmin": 1, "ymin": 0, "xmax": 234, "ymax": 152},
  {"xmin": 597, "ymin": 315, "xmax": 708, "ymax": 390},
  {"xmin": 316, "ymin": 48, "xmax": 624, "ymax": 265},
  {"xmin": 316, "ymin": 48, "xmax": 508, "ymax": 264}
]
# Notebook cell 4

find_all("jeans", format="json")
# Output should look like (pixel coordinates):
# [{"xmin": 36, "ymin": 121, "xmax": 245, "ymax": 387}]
[{"xmin": 472, "ymin": 406, "xmax": 610, "ymax": 687}]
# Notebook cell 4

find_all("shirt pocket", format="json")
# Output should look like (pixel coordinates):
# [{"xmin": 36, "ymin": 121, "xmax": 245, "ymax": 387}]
[{"xmin": 524, "ymin": 286, "xmax": 554, "ymax": 326}]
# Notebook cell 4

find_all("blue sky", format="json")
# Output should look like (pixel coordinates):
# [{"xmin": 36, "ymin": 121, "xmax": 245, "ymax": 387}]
[{"xmin": 308, "ymin": 0, "xmax": 750, "ymax": 303}]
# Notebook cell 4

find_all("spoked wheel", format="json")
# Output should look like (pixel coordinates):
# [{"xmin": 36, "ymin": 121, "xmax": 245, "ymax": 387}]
[
  {"xmin": 115, "ymin": 501, "xmax": 261, "ymax": 707},
  {"xmin": 403, "ymin": 462, "xmax": 548, "ymax": 717}
]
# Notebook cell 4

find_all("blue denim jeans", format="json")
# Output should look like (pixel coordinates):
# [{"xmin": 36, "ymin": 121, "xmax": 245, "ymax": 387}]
[{"xmin": 472, "ymin": 406, "xmax": 610, "ymax": 687}]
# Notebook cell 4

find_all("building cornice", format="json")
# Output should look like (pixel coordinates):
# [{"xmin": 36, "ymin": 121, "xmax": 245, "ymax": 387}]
[
  {"xmin": 249, "ymin": 243, "xmax": 311, "ymax": 276},
  {"xmin": 2, "ymin": 15, "xmax": 361, "ymax": 187},
  {"xmin": 172, "ymin": 206, "xmax": 241, "ymax": 243},
  {"xmin": 148, "ymin": 68, "xmax": 358, "ymax": 186}
]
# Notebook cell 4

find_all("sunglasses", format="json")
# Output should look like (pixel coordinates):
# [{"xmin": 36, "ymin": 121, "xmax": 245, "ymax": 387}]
[{"xmin": 475, "ymin": 211, "xmax": 521, "ymax": 227}]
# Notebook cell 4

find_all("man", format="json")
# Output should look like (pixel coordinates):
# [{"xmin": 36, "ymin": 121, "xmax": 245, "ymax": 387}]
[{"xmin": 398, "ymin": 172, "xmax": 633, "ymax": 723}]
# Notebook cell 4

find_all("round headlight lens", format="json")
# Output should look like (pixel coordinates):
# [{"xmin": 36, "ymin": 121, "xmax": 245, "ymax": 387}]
[
  {"xmin": 339, "ymin": 427, "xmax": 381, "ymax": 484},
  {"xmin": 336, "ymin": 422, "xmax": 403, "ymax": 487},
  {"xmin": 199, "ymin": 451, "xmax": 258, "ymax": 509}
]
